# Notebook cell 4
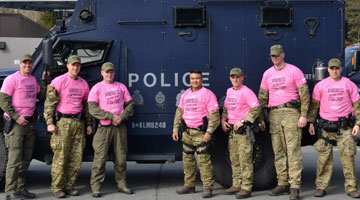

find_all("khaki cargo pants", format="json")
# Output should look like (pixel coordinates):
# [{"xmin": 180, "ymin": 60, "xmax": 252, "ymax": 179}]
[
  {"xmin": 5, "ymin": 123, "xmax": 35, "ymax": 195},
  {"xmin": 90, "ymin": 123, "xmax": 128, "ymax": 194}
]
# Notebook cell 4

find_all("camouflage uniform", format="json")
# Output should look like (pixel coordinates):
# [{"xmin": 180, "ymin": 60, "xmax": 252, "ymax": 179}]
[
  {"xmin": 173, "ymin": 108, "xmax": 220, "ymax": 189},
  {"xmin": 222, "ymin": 107, "xmax": 259, "ymax": 192},
  {"xmin": 258, "ymin": 81, "xmax": 310, "ymax": 189},
  {"xmin": 89, "ymin": 100, "xmax": 134, "ymax": 194},
  {"xmin": 308, "ymin": 99, "xmax": 360, "ymax": 193},
  {"xmin": 44, "ymin": 83, "xmax": 91, "ymax": 192},
  {"xmin": 0, "ymin": 78, "xmax": 46, "ymax": 196}
]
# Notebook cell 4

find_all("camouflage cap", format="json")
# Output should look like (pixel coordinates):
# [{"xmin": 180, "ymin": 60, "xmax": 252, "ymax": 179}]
[
  {"xmin": 67, "ymin": 55, "xmax": 81, "ymax": 64},
  {"xmin": 328, "ymin": 58, "xmax": 342, "ymax": 68},
  {"xmin": 20, "ymin": 54, "xmax": 33, "ymax": 62},
  {"xmin": 270, "ymin": 44, "xmax": 284, "ymax": 56},
  {"xmin": 101, "ymin": 62, "xmax": 115, "ymax": 71},
  {"xmin": 230, "ymin": 67, "xmax": 244, "ymax": 76}
]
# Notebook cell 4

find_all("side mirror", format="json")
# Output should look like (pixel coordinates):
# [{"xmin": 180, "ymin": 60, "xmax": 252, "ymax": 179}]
[
  {"xmin": 42, "ymin": 39, "xmax": 54, "ymax": 70},
  {"xmin": 347, "ymin": 50, "xmax": 360, "ymax": 77},
  {"xmin": 352, "ymin": 50, "xmax": 360, "ymax": 71}
]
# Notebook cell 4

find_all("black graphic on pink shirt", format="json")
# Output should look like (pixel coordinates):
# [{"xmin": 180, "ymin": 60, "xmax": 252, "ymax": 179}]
[
  {"xmin": 105, "ymin": 90, "xmax": 122, "ymax": 105},
  {"xmin": 68, "ymin": 88, "xmax": 83, "ymax": 101},
  {"xmin": 185, "ymin": 98, "xmax": 198, "ymax": 111},
  {"xmin": 25, "ymin": 85, "xmax": 36, "ymax": 99},
  {"xmin": 227, "ymin": 97, "xmax": 237, "ymax": 111},
  {"xmin": 327, "ymin": 88, "xmax": 344, "ymax": 102},
  {"xmin": 271, "ymin": 77, "xmax": 286, "ymax": 90}
]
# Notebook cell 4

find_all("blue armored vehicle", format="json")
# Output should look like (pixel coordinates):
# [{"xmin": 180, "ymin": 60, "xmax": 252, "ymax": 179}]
[{"xmin": 0, "ymin": 0, "xmax": 358, "ymax": 190}]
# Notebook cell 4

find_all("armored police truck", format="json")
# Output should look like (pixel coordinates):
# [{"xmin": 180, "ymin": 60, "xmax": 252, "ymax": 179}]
[{"xmin": 0, "ymin": 0, "xmax": 358, "ymax": 190}]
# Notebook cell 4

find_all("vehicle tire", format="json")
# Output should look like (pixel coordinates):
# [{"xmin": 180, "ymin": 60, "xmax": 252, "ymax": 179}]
[
  {"xmin": 0, "ymin": 132, "xmax": 7, "ymax": 190},
  {"xmin": 211, "ymin": 129, "xmax": 276, "ymax": 190}
]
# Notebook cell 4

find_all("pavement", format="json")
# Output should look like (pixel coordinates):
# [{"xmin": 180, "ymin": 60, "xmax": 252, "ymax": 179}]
[{"xmin": 2, "ymin": 146, "xmax": 360, "ymax": 199}]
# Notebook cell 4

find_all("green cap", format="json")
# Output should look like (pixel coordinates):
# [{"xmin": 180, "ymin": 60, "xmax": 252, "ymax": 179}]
[
  {"xmin": 230, "ymin": 67, "xmax": 244, "ymax": 76},
  {"xmin": 328, "ymin": 58, "xmax": 342, "ymax": 68},
  {"xmin": 270, "ymin": 44, "xmax": 284, "ymax": 56},
  {"xmin": 101, "ymin": 62, "xmax": 115, "ymax": 71},
  {"xmin": 20, "ymin": 54, "xmax": 33, "ymax": 62},
  {"xmin": 67, "ymin": 55, "xmax": 81, "ymax": 64}
]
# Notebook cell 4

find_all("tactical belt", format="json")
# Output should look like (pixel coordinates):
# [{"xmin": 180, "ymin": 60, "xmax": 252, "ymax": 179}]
[
  {"xmin": 24, "ymin": 116, "xmax": 35, "ymax": 122},
  {"xmin": 269, "ymin": 101, "xmax": 299, "ymax": 110},
  {"xmin": 58, "ymin": 112, "xmax": 82, "ymax": 120}
]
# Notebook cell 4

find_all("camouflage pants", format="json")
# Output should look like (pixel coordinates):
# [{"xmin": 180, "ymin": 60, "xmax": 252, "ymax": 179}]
[
  {"xmin": 182, "ymin": 129, "xmax": 214, "ymax": 189},
  {"xmin": 50, "ymin": 118, "xmax": 85, "ymax": 192},
  {"xmin": 269, "ymin": 108, "xmax": 302, "ymax": 189},
  {"xmin": 314, "ymin": 128, "xmax": 357, "ymax": 193},
  {"xmin": 90, "ymin": 124, "xmax": 128, "ymax": 194},
  {"xmin": 228, "ymin": 130, "xmax": 253, "ymax": 191},
  {"xmin": 4, "ymin": 123, "xmax": 35, "ymax": 195}
]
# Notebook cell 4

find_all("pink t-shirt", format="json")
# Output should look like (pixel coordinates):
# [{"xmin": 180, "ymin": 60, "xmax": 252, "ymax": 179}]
[
  {"xmin": 1, "ymin": 71, "xmax": 40, "ymax": 116},
  {"xmin": 260, "ymin": 63, "xmax": 307, "ymax": 107},
  {"xmin": 88, "ymin": 81, "xmax": 132, "ymax": 125},
  {"xmin": 178, "ymin": 87, "xmax": 219, "ymax": 128},
  {"xmin": 224, "ymin": 86, "xmax": 259, "ymax": 124},
  {"xmin": 312, "ymin": 77, "xmax": 359, "ymax": 121},
  {"xmin": 50, "ymin": 73, "xmax": 90, "ymax": 114}
]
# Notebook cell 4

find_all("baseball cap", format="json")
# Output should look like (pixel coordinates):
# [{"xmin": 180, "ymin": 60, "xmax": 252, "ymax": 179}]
[
  {"xmin": 67, "ymin": 55, "xmax": 81, "ymax": 64},
  {"xmin": 270, "ymin": 44, "xmax": 284, "ymax": 56},
  {"xmin": 328, "ymin": 58, "xmax": 342, "ymax": 68},
  {"xmin": 230, "ymin": 68, "xmax": 244, "ymax": 76},
  {"xmin": 20, "ymin": 54, "xmax": 33, "ymax": 62},
  {"xmin": 101, "ymin": 62, "xmax": 115, "ymax": 71}
]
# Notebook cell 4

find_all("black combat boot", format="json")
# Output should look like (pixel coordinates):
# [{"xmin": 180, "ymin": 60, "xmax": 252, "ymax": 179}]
[{"xmin": 17, "ymin": 188, "xmax": 36, "ymax": 199}]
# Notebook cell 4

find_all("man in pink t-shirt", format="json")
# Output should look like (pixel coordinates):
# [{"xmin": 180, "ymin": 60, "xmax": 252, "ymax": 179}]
[
  {"xmin": 258, "ymin": 44, "xmax": 310, "ymax": 200},
  {"xmin": 221, "ymin": 68, "xmax": 260, "ymax": 198},
  {"xmin": 0, "ymin": 54, "xmax": 47, "ymax": 200},
  {"xmin": 172, "ymin": 70, "xmax": 220, "ymax": 198},
  {"xmin": 308, "ymin": 58, "xmax": 360, "ymax": 198},
  {"xmin": 43, "ymin": 55, "xmax": 92, "ymax": 198},
  {"xmin": 88, "ymin": 62, "xmax": 134, "ymax": 197}
]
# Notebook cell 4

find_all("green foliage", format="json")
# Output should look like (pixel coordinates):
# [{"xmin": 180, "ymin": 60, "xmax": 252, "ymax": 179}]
[
  {"xmin": 38, "ymin": 12, "xmax": 56, "ymax": 30},
  {"xmin": 346, "ymin": 0, "xmax": 360, "ymax": 45}
]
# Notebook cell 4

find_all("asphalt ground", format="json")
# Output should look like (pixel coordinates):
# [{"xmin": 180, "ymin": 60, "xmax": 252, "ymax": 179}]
[{"xmin": 2, "ymin": 146, "xmax": 360, "ymax": 199}]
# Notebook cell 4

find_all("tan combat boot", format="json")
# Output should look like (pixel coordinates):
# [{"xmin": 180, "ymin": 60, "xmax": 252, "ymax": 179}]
[
  {"xmin": 290, "ymin": 188, "xmax": 300, "ymax": 200},
  {"xmin": 268, "ymin": 185, "xmax": 290, "ymax": 196},
  {"xmin": 53, "ymin": 191, "xmax": 66, "ymax": 198},
  {"xmin": 176, "ymin": 186, "xmax": 195, "ymax": 194},
  {"xmin": 202, "ymin": 189, "xmax": 212, "ymax": 198},
  {"xmin": 225, "ymin": 186, "xmax": 241, "ymax": 194},
  {"xmin": 118, "ymin": 185, "xmax": 134, "ymax": 194},
  {"xmin": 64, "ymin": 189, "xmax": 79, "ymax": 196},
  {"xmin": 347, "ymin": 191, "xmax": 360, "ymax": 198},
  {"xmin": 236, "ymin": 189, "xmax": 251, "ymax": 199}
]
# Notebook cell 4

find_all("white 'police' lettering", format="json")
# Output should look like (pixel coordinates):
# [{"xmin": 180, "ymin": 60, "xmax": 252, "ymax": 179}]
[{"xmin": 128, "ymin": 72, "xmax": 210, "ymax": 88}]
